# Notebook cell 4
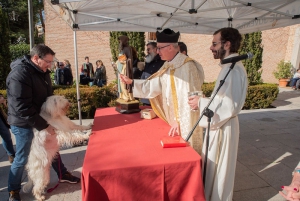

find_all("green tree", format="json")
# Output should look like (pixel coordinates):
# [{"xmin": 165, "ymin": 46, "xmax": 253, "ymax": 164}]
[
  {"xmin": 239, "ymin": 31, "xmax": 263, "ymax": 85},
  {"xmin": 0, "ymin": 7, "xmax": 12, "ymax": 89},
  {"xmin": 110, "ymin": 31, "xmax": 145, "ymax": 62},
  {"xmin": 9, "ymin": 43, "xmax": 30, "ymax": 61},
  {"xmin": 1, "ymin": 0, "xmax": 44, "ymax": 44}
]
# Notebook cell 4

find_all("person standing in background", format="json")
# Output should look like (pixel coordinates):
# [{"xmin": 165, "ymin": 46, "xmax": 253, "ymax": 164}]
[
  {"xmin": 63, "ymin": 59, "xmax": 73, "ymax": 85},
  {"xmin": 140, "ymin": 42, "xmax": 165, "ymax": 106},
  {"xmin": 0, "ymin": 93, "xmax": 15, "ymax": 164},
  {"xmin": 94, "ymin": 60, "xmax": 107, "ymax": 87},
  {"xmin": 178, "ymin": 42, "xmax": 188, "ymax": 56},
  {"xmin": 55, "ymin": 62, "xmax": 73, "ymax": 85},
  {"xmin": 81, "ymin": 56, "xmax": 94, "ymax": 77}
]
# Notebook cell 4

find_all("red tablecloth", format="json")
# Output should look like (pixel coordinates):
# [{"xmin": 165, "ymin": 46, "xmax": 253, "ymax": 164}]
[{"xmin": 81, "ymin": 107, "xmax": 205, "ymax": 201}]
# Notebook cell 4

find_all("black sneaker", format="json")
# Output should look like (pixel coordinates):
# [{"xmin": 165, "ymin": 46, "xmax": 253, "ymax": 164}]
[
  {"xmin": 9, "ymin": 190, "xmax": 21, "ymax": 201},
  {"xmin": 60, "ymin": 171, "xmax": 80, "ymax": 184},
  {"xmin": 8, "ymin": 155, "xmax": 15, "ymax": 164}
]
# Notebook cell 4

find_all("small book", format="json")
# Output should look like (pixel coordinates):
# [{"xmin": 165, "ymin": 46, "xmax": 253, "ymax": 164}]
[{"xmin": 160, "ymin": 136, "xmax": 187, "ymax": 148}]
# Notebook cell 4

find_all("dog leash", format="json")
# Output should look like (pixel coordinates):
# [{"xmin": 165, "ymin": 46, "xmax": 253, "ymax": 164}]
[{"xmin": 47, "ymin": 154, "xmax": 62, "ymax": 193}]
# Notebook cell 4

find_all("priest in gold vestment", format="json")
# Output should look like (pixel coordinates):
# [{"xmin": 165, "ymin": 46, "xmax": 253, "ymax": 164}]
[{"xmin": 120, "ymin": 28, "xmax": 205, "ymax": 152}]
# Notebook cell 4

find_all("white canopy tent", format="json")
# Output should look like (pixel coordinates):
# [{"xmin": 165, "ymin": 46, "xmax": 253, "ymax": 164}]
[
  {"xmin": 46, "ymin": 0, "xmax": 300, "ymax": 122},
  {"xmin": 49, "ymin": 0, "xmax": 300, "ymax": 34}
]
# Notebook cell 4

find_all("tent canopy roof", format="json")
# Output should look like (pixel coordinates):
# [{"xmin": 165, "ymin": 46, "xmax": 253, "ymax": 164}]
[{"xmin": 48, "ymin": 0, "xmax": 300, "ymax": 34}]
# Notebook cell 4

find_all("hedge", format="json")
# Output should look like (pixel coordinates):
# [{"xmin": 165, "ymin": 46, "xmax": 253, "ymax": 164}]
[
  {"xmin": 0, "ymin": 82, "xmax": 278, "ymax": 119},
  {"xmin": 202, "ymin": 82, "xmax": 279, "ymax": 110},
  {"xmin": 52, "ymin": 83, "xmax": 117, "ymax": 119},
  {"xmin": 9, "ymin": 43, "xmax": 30, "ymax": 61},
  {"xmin": 0, "ymin": 83, "xmax": 118, "ymax": 120},
  {"xmin": 243, "ymin": 83, "xmax": 279, "ymax": 109}
]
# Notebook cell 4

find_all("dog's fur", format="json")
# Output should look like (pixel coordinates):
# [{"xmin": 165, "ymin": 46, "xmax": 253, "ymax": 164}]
[{"xmin": 22, "ymin": 95, "xmax": 92, "ymax": 201}]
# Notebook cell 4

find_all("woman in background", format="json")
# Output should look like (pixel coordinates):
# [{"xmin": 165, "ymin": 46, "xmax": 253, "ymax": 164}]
[
  {"xmin": 94, "ymin": 60, "xmax": 107, "ymax": 87},
  {"xmin": 63, "ymin": 59, "xmax": 73, "ymax": 85}
]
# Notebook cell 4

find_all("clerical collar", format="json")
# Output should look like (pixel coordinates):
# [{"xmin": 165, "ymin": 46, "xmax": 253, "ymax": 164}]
[{"xmin": 168, "ymin": 52, "xmax": 179, "ymax": 62}]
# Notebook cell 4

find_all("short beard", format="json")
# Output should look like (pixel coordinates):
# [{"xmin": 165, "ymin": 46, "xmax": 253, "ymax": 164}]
[
  {"xmin": 145, "ymin": 52, "xmax": 156, "ymax": 63},
  {"xmin": 213, "ymin": 45, "xmax": 226, "ymax": 60}
]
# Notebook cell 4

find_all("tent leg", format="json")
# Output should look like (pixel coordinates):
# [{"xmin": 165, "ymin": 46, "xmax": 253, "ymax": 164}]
[
  {"xmin": 73, "ymin": 30, "xmax": 82, "ymax": 125},
  {"xmin": 28, "ymin": 0, "xmax": 34, "ymax": 49}
]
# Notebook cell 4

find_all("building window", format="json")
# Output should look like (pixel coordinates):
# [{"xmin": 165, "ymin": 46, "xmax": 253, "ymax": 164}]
[{"xmin": 148, "ymin": 32, "xmax": 156, "ymax": 41}]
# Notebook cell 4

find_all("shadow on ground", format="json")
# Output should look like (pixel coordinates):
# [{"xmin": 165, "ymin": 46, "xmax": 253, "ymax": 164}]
[
  {"xmin": 0, "ymin": 146, "xmax": 87, "ymax": 201},
  {"xmin": 233, "ymin": 108, "xmax": 300, "ymax": 201},
  {"xmin": 271, "ymin": 90, "xmax": 300, "ymax": 107}
]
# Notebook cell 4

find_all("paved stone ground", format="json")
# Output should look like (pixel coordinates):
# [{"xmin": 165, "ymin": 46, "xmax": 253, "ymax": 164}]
[
  {"xmin": 0, "ymin": 88, "xmax": 299, "ymax": 201},
  {"xmin": 0, "ymin": 120, "xmax": 92, "ymax": 201},
  {"xmin": 233, "ymin": 87, "xmax": 300, "ymax": 201}
]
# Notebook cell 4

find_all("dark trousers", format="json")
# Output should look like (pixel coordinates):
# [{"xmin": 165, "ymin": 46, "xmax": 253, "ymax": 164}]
[{"xmin": 52, "ymin": 153, "xmax": 68, "ymax": 178}]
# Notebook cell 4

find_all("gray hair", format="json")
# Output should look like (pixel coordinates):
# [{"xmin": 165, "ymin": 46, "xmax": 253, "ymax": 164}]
[
  {"xmin": 30, "ymin": 44, "xmax": 55, "ymax": 58},
  {"xmin": 171, "ymin": 43, "xmax": 179, "ymax": 49}
]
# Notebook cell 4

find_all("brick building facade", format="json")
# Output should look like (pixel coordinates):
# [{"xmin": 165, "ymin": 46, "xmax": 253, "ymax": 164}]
[{"xmin": 44, "ymin": 1, "xmax": 300, "ymax": 84}]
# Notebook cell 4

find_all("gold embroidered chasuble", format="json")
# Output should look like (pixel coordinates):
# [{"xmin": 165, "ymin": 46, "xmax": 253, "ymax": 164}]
[{"xmin": 133, "ymin": 53, "xmax": 205, "ymax": 151}]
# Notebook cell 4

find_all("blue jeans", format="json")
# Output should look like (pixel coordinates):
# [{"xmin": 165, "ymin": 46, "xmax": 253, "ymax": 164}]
[
  {"xmin": 8, "ymin": 126, "xmax": 67, "ymax": 191},
  {"xmin": 290, "ymin": 78, "xmax": 300, "ymax": 87},
  {"xmin": 8, "ymin": 126, "xmax": 34, "ymax": 191},
  {"xmin": 0, "ymin": 119, "xmax": 15, "ymax": 156}
]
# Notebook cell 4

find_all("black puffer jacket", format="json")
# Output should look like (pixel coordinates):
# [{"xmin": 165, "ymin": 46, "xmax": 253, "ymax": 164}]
[{"xmin": 6, "ymin": 55, "xmax": 52, "ymax": 131}]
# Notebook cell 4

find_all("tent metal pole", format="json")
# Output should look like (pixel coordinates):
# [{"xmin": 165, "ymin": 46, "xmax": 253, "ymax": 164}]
[
  {"xmin": 28, "ymin": 0, "xmax": 34, "ymax": 49},
  {"xmin": 73, "ymin": 30, "xmax": 82, "ymax": 124}
]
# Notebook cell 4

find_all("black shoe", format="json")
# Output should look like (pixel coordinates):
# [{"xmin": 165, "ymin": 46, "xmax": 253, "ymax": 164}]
[
  {"xmin": 9, "ymin": 190, "xmax": 21, "ymax": 201},
  {"xmin": 60, "ymin": 171, "xmax": 80, "ymax": 184},
  {"xmin": 8, "ymin": 155, "xmax": 15, "ymax": 164}
]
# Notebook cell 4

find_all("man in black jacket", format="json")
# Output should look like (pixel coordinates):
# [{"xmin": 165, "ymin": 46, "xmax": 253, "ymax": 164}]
[
  {"xmin": 6, "ymin": 44, "xmax": 80, "ymax": 201},
  {"xmin": 140, "ymin": 42, "xmax": 165, "ymax": 105}
]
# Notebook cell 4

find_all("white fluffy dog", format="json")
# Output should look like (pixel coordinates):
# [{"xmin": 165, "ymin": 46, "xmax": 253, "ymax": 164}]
[{"xmin": 22, "ymin": 95, "xmax": 92, "ymax": 201}]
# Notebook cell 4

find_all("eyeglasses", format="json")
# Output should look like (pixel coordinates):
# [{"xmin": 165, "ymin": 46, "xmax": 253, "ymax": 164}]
[
  {"xmin": 212, "ymin": 41, "xmax": 222, "ymax": 47},
  {"xmin": 39, "ymin": 57, "xmax": 54, "ymax": 64},
  {"xmin": 156, "ymin": 44, "xmax": 171, "ymax": 52}
]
